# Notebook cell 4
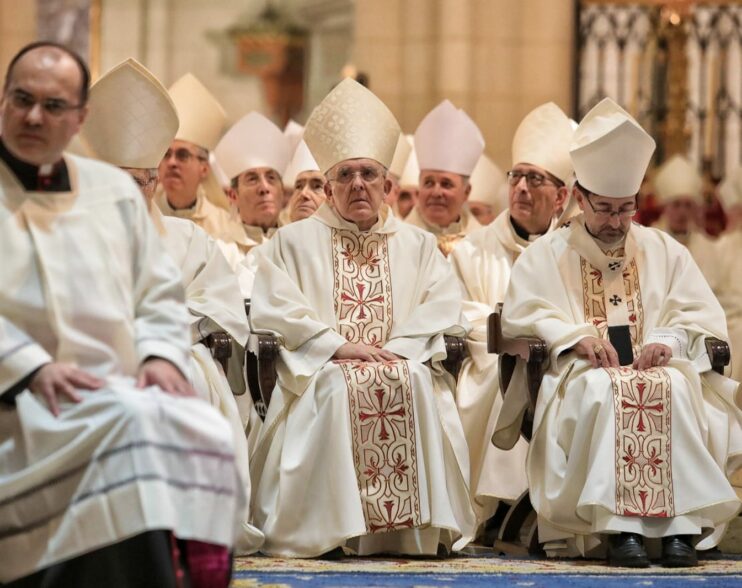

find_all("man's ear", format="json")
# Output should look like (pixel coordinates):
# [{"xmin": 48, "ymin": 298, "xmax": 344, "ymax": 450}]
[
  {"xmin": 324, "ymin": 181, "xmax": 334, "ymax": 206},
  {"xmin": 463, "ymin": 180, "xmax": 472, "ymax": 200},
  {"xmin": 573, "ymin": 186, "xmax": 586, "ymax": 211},
  {"xmin": 226, "ymin": 186, "xmax": 238, "ymax": 206},
  {"xmin": 383, "ymin": 177, "xmax": 393, "ymax": 199},
  {"xmin": 555, "ymin": 185, "xmax": 569, "ymax": 210}
]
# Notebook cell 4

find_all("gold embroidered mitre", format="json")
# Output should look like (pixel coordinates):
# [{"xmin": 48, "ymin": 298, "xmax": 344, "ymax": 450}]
[
  {"xmin": 168, "ymin": 73, "xmax": 226, "ymax": 151},
  {"xmin": 303, "ymin": 78, "xmax": 401, "ymax": 173}
]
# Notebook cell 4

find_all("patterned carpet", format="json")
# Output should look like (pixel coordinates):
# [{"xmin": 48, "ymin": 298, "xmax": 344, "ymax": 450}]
[{"xmin": 232, "ymin": 554, "xmax": 742, "ymax": 587}]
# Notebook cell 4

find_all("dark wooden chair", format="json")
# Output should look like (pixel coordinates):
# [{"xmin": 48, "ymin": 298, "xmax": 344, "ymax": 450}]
[
  {"xmin": 201, "ymin": 331, "xmax": 232, "ymax": 374},
  {"xmin": 487, "ymin": 302, "xmax": 731, "ymax": 555},
  {"xmin": 243, "ymin": 296, "xmax": 469, "ymax": 420}
]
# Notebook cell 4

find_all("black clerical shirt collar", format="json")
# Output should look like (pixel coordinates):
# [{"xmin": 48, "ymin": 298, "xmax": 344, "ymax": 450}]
[
  {"xmin": 0, "ymin": 138, "xmax": 70, "ymax": 192},
  {"xmin": 510, "ymin": 215, "xmax": 547, "ymax": 241}
]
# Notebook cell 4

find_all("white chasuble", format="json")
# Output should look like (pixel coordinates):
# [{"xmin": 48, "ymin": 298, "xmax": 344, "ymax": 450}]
[
  {"xmin": 249, "ymin": 203, "xmax": 476, "ymax": 557},
  {"xmin": 0, "ymin": 156, "xmax": 244, "ymax": 582},
  {"xmin": 152, "ymin": 208, "xmax": 263, "ymax": 554},
  {"xmin": 713, "ymin": 230, "xmax": 742, "ymax": 383},
  {"xmin": 448, "ymin": 210, "xmax": 555, "ymax": 525},
  {"xmin": 405, "ymin": 205, "xmax": 482, "ymax": 257},
  {"xmin": 498, "ymin": 215, "xmax": 742, "ymax": 553}
]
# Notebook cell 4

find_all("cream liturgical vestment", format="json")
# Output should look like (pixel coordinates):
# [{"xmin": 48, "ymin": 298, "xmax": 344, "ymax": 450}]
[
  {"xmin": 0, "ymin": 155, "xmax": 244, "ymax": 582},
  {"xmin": 448, "ymin": 210, "xmax": 558, "ymax": 523},
  {"xmin": 249, "ymin": 203, "xmax": 476, "ymax": 557},
  {"xmin": 405, "ymin": 205, "xmax": 482, "ymax": 257},
  {"xmin": 715, "ymin": 229, "xmax": 742, "ymax": 382},
  {"xmin": 498, "ymin": 215, "xmax": 742, "ymax": 552},
  {"xmin": 653, "ymin": 218, "xmax": 718, "ymax": 288}
]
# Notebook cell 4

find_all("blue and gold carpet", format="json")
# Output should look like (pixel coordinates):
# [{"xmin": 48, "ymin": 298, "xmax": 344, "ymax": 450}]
[{"xmin": 233, "ymin": 554, "xmax": 742, "ymax": 587}]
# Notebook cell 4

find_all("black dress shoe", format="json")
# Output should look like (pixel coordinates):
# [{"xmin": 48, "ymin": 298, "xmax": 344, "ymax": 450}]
[
  {"xmin": 662, "ymin": 535, "xmax": 698, "ymax": 567},
  {"xmin": 606, "ymin": 533, "xmax": 650, "ymax": 568}
]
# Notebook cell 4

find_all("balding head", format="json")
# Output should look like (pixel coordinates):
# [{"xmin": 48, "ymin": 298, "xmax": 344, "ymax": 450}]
[{"xmin": 1, "ymin": 42, "xmax": 89, "ymax": 165}]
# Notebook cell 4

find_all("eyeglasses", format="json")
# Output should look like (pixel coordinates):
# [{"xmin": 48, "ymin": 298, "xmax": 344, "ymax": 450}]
[
  {"xmin": 507, "ymin": 170, "xmax": 560, "ymax": 189},
  {"xmin": 584, "ymin": 193, "xmax": 638, "ymax": 219},
  {"xmin": 6, "ymin": 89, "xmax": 84, "ymax": 117},
  {"xmin": 328, "ymin": 165, "xmax": 383, "ymax": 185},
  {"xmin": 162, "ymin": 148, "xmax": 207, "ymax": 163}
]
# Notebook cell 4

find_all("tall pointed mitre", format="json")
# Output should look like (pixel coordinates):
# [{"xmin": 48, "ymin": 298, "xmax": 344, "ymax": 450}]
[
  {"xmin": 414, "ymin": 100, "xmax": 484, "ymax": 176},
  {"xmin": 512, "ymin": 102, "xmax": 574, "ymax": 184},
  {"xmin": 214, "ymin": 112, "xmax": 292, "ymax": 180},
  {"xmin": 399, "ymin": 136, "xmax": 420, "ymax": 187},
  {"xmin": 389, "ymin": 133, "xmax": 412, "ymax": 178},
  {"xmin": 653, "ymin": 154, "xmax": 703, "ymax": 205},
  {"xmin": 80, "ymin": 58, "xmax": 178, "ymax": 168},
  {"xmin": 283, "ymin": 140, "xmax": 320, "ymax": 188},
  {"xmin": 168, "ymin": 73, "xmax": 226, "ymax": 151},
  {"xmin": 719, "ymin": 165, "xmax": 742, "ymax": 211},
  {"xmin": 304, "ymin": 78, "xmax": 401, "ymax": 173},
  {"xmin": 469, "ymin": 154, "xmax": 506, "ymax": 207},
  {"xmin": 283, "ymin": 120, "xmax": 305, "ymax": 154},
  {"xmin": 570, "ymin": 98, "xmax": 655, "ymax": 198}
]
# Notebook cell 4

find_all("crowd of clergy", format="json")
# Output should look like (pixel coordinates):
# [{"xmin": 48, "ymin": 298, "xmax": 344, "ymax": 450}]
[{"xmin": 1, "ymin": 41, "xmax": 742, "ymax": 587}]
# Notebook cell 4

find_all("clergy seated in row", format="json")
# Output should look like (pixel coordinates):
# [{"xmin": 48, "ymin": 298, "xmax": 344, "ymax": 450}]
[
  {"xmin": 77, "ymin": 57, "xmax": 265, "ymax": 555},
  {"xmin": 716, "ymin": 167, "xmax": 742, "ymax": 382},
  {"xmin": 495, "ymin": 98, "xmax": 742, "ymax": 568},
  {"xmin": 248, "ymin": 79, "xmax": 477, "ymax": 557},
  {"xmin": 216, "ymin": 112, "xmax": 292, "ymax": 255},
  {"xmin": 0, "ymin": 43, "xmax": 244, "ymax": 587},
  {"xmin": 466, "ymin": 154, "xmax": 507, "ymax": 227},
  {"xmin": 281, "ymin": 139, "xmax": 327, "ymax": 224},
  {"xmin": 155, "ymin": 73, "xmax": 244, "ymax": 245},
  {"xmin": 651, "ymin": 155, "xmax": 717, "ymax": 286},
  {"xmin": 405, "ymin": 100, "xmax": 485, "ymax": 256},
  {"xmin": 449, "ymin": 102, "xmax": 574, "ymax": 532}
]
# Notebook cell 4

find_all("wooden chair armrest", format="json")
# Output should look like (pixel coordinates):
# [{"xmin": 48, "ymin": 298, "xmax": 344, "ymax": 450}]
[
  {"xmin": 245, "ymin": 332, "xmax": 279, "ymax": 419},
  {"xmin": 443, "ymin": 335, "xmax": 468, "ymax": 379},
  {"xmin": 705, "ymin": 337, "xmax": 730, "ymax": 375},
  {"xmin": 202, "ymin": 331, "xmax": 232, "ymax": 373}
]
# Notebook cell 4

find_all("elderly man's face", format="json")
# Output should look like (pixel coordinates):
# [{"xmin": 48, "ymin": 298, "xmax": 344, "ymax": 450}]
[
  {"xmin": 508, "ymin": 163, "xmax": 568, "ymax": 234},
  {"xmin": 397, "ymin": 186, "xmax": 417, "ymax": 218},
  {"xmin": 577, "ymin": 188, "xmax": 637, "ymax": 245},
  {"xmin": 325, "ymin": 158, "xmax": 390, "ymax": 230},
  {"xmin": 663, "ymin": 197, "xmax": 697, "ymax": 234},
  {"xmin": 230, "ymin": 166, "xmax": 282, "ymax": 229},
  {"xmin": 157, "ymin": 139, "xmax": 208, "ymax": 206},
  {"xmin": 0, "ymin": 47, "xmax": 87, "ymax": 165},
  {"xmin": 468, "ymin": 201, "xmax": 495, "ymax": 225},
  {"xmin": 417, "ymin": 170, "xmax": 470, "ymax": 228},
  {"xmin": 288, "ymin": 170, "xmax": 326, "ymax": 222}
]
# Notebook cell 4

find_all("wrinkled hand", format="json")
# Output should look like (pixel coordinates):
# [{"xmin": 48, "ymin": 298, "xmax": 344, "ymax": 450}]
[
  {"xmin": 632, "ymin": 343, "xmax": 672, "ymax": 371},
  {"xmin": 333, "ymin": 342, "xmax": 399, "ymax": 363},
  {"xmin": 573, "ymin": 336, "xmax": 619, "ymax": 369},
  {"xmin": 29, "ymin": 362, "xmax": 104, "ymax": 417},
  {"xmin": 137, "ymin": 358, "xmax": 195, "ymax": 397}
]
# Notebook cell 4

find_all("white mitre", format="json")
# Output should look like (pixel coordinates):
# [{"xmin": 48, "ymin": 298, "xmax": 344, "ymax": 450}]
[
  {"xmin": 283, "ymin": 140, "xmax": 320, "ymax": 188},
  {"xmin": 304, "ymin": 78, "xmax": 401, "ymax": 173},
  {"xmin": 399, "ymin": 136, "xmax": 420, "ymax": 188},
  {"xmin": 719, "ymin": 165, "xmax": 742, "ymax": 211},
  {"xmin": 389, "ymin": 133, "xmax": 412, "ymax": 178},
  {"xmin": 168, "ymin": 73, "xmax": 226, "ymax": 151},
  {"xmin": 570, "ymin": 97, "xmax": 656, "ymax": 198},
  {"xmin": 215, "ymin": 112, "xmax": 292, "ymax": 180},
  {"xmin": 469, "ymin": 154, "xmax": 506, "ymax": 207},
  {"xmin": 283, "ymin": 120, "xmax": 305, "ymax": 153},
  {"xmin": 512, "ymin": 102, "xmax": 574, "ymax": 184},
  {"xmin": 80, "ymin": 58, "xmax": 178, "ymax": 169},
  {"xmin": 414, "ymin": 100, "xmax": 484, "ymax": 176},
  {"xmin": 653, "ymin": 154, "xmax": 703, "ymax": 205}
]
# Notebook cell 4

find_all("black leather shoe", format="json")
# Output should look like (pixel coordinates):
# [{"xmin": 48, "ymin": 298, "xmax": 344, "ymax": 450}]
[
  {"xmin": 606, "ymin": 533, "xmax": 650, "ymax": 568},
  {"xmin": 662, "ymin": 535, "xmax": 698, "ymax": 567}
]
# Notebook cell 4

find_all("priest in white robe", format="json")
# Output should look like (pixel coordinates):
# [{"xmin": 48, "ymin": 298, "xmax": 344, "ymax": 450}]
[
  {"xmin": 280, "ymin": 139, "xmax": 327, "ymax": 225},
  {"xmin": 405, "ymin": 100, "xmax": 485, "ymax": 256},
  {"xmin": 466, "ymin": 154, "xmax": 507, "ymax": 226},
  {"xmin": 249, "ymin": 78, "xmax": 476, "ymax": 558},
  {"xmin": 651, "ymin": 155, "xmax": 717, "ymax": 286},
  {"xmin": 215, "ymin": 112, "xmax": 292, "ymax": 255},
  {"xmin": 77, "ymin": 58, "xmax": 264, "ymax": 554},
  {"xmin": 497, "ymin": 98, "xmax": 742, "ymax": 568},
  {"xmin": 155, "ymin": 73, "xmax": 245, "ymax": 245},
  {"xmin": 0, "ymin": 43, "xmax": 244, "ymax": 585},
  {"xmin": 716, "ymin": 166, "xmax": 742, "ymax": 382},
  {"xmin": 449, "ymin": 102, "xmax": 574, "ymax": 530}
]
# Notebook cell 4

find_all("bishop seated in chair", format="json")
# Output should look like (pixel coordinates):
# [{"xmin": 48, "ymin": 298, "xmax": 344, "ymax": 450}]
[
  {"xmin": 495, "ymin": 98, "xmax": 742, "ymax": 568},
  {"xmin": 248, "ymin": 78, "xmax": 477, "ymax": 558}
]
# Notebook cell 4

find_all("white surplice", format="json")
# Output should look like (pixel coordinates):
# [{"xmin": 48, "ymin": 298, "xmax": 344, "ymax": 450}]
[
  {"xmin": 405, "ymin": 205, "xmax": 482, "ymax": 257},
  {"xmin": 497, "ymin": 215, "xmax": 742, "ymax": 554},
  {"xmin": 653, "ymin": 218, "xmax": 718, "ymax": 288},
  {"xmin": 249, "ymin": 203, "xmax": 476, "ymax": 557},
  {"xmin": 449, "ymin": 210, "xmax": 557, "ymax": 525},
  {"xmin": 0, "ymin": 155, "xmax": 244, "ymax": 582},
  {"xmin": 151, "ymin": 207, "xmax": 263, "ymax": 553},
  {"xmin": 715, "ymin": 229, "xmax": 742, "ymax": 382}
]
